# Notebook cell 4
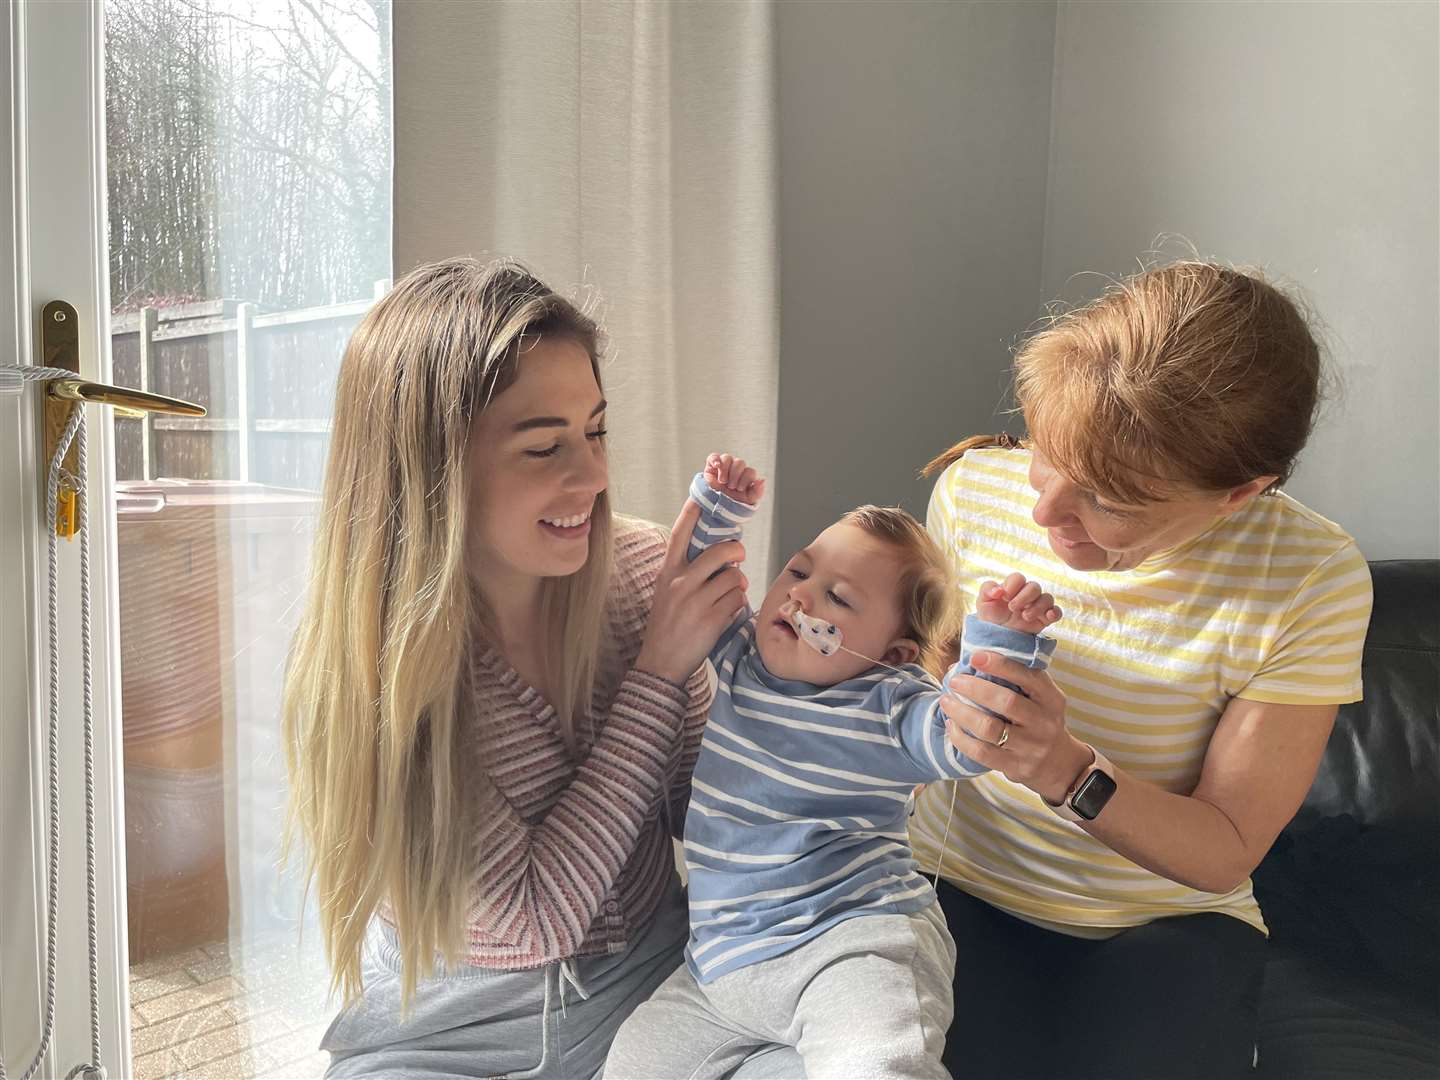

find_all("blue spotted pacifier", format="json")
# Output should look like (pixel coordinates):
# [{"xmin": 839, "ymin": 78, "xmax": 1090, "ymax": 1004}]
[{"xmin": 780, "ymin": 599, "xmax": 842, "ymax": 657}]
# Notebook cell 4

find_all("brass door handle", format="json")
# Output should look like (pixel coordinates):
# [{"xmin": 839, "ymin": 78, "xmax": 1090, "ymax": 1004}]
[
  {"xmin": 46, "ymin": 378, "xmax": 206, "ymax": 418},
  {"xmin": 40, "ymin": 299, "xmax": 206, "ymax": 537}
]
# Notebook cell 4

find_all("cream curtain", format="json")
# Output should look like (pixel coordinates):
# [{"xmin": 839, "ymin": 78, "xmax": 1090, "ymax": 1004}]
[{"xmin": 394, "ymin": 0, "xmax": 779, "ymax": 584}]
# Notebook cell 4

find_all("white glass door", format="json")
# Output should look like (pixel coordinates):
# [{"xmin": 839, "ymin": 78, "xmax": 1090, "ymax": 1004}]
[{"xmin": 2, "ymin": 2, "xmax": 391, "ymax": 1076}]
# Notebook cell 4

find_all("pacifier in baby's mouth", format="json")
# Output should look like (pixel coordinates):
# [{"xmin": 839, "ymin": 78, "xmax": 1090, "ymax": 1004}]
[{"xmin": 779, "ymin": 600, "xmax": 843, "ymax": 656}]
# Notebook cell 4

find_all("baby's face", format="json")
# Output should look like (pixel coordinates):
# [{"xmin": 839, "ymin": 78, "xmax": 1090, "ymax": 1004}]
[{"xmin": 755, "ymin": 522, "xmax": 911, "ymax": 685}]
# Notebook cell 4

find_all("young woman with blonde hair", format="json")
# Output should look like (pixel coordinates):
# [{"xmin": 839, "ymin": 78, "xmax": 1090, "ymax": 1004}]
[
  {"xmin": 905, "ymin": 262, "xmax": 1373, "ymax": 1079},
  {"xmin": 283, "ymin": 257, "xmax": 747, "ymax": 1078}
]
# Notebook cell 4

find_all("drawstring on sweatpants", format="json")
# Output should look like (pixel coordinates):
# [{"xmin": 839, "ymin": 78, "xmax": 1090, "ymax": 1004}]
[
  {"xmin": 557, "ymin": 957, "xmax": 591, "ymax": 1016},
  {"xmin": 505, "ymin": 959, "xmax": 592, "ymax": 1080}
]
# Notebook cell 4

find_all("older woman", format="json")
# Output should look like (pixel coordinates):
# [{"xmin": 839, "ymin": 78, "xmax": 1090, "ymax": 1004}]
[{"xmin": 914, "ymin": 262, "xmax": 1372, "ymax": 1079}]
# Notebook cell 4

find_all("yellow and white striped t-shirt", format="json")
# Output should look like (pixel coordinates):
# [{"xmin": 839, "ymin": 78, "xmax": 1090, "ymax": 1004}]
[{"xmin": 909, "ymin": 447, "xmax": 1372, "ymax": 937}]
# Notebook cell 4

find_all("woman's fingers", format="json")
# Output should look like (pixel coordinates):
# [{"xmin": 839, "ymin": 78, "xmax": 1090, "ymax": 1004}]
[
  {"xmin": 938, "ymin": 693, "xmax": 1010, "ymax": 745},
  {"xmin": 698, "ymin": 563, "xmax": 747, "ymax": 607},
  {"xmin": 640, "ymin": 518, "xmax": 749, "ymax": 682},
  {"xmin": 688, "ymin": 538, "xmax": 746, "ymax": 582},
  {"xmin": 663, "ymin": 500, "xmax": 703, "ymax": 571},
  {"xmin": 708, "ymin": 582, "xmax": 749, "ymax": 628},
  {"xmin": 688, "ymin": 562, "xmax": 748, "ymax": 637},
  {"xmin": 945, "ymin": 673, "xmax": 1040, "ymax": 729},
  {"xmin": 941, "ymin": 713, "xmax": 1006, "ymax": 772},
  {"xmin": 950, "ymin": 665, "xmax": 1065, "ymax": 731},
  {"xmin": 942, "ymin": 652, "xmax": 1077, "ymax": 797},
  {"xmin": 940, "ymin": 695, "xmax": 1053, "ymax": 785},
  {"xmin": 970, "ymin": 650, "xmax": 1048, "ymax": 692}
]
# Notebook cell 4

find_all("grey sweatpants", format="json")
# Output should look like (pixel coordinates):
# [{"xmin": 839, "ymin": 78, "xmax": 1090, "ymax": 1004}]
[
  {"xmin": 603, "ymin": 902, "xmax": 956, "ymax": 1080},
  {"xmin": 320, "ymin": 878, "xmax": 689, "ymax": 1079}
]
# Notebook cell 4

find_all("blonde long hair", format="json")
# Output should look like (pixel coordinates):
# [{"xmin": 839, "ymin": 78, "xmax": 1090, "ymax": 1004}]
[{"xmin": 282, "ymin": 258, "xmax": 613, "ymax": 1005}]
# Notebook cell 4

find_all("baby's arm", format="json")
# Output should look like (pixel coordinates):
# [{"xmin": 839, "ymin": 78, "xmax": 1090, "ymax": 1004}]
[
  {"xmin": 687, "ymin": 453, "xmax": 763, "ymax": 661},
  {"xmin": 892, "ymin": 615, "xmax": 1057, "ymax": 781}
]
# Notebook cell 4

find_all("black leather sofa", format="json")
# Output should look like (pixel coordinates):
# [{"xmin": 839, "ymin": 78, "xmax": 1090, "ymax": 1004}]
[{"xmin": 1252, "ymin": 559, "xmax": 1440, "ymax": 1078}]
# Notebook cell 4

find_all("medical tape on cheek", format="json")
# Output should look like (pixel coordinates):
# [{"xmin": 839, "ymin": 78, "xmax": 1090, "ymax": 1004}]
[
  {"xmin": 778, "ymin": 600, "xmax": 993, "ymax": 745},
  {"xmin": 779, "ymin": 599, "xmax": 942, "ymax": 689},
  {"xmin": 780, "ymin": 599, "xmax": 843, "ymax": 656}
]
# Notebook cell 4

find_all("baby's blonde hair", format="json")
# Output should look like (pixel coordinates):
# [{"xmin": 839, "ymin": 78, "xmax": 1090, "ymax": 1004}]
[{"xmin": 839, "ymin": 505, "xmax": 958, "ymax": 677}]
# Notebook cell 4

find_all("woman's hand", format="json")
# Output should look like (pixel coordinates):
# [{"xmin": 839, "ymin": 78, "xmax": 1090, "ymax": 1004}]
[
  {"xmin": 940, "ymin": 652, "xmax": 1093, "ymax": 804},
  {"xmin": 636, "ymin": 500, "xmax": 749, "ymax": 684}
]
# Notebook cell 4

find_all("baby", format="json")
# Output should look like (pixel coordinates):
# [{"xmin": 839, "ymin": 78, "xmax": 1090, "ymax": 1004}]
[{"xmin": 604, "ymin": 454, "xmax": 1060, "ymax": 1080}]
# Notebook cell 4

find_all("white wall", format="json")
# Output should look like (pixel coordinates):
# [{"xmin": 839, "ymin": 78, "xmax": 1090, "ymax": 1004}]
[
  {"xmin": 1043, "ymin": 0, "xmax": 1440, "ymax": 559},
  {"xmin": 776, "ymin": 0, "xmax": 1437, "ymax": 563},
  {"xmin": 774, "ymin": 0, "xmax": 1057, "ymax": 558}
]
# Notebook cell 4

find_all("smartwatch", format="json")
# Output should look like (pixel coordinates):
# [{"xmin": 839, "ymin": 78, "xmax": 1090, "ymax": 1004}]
[{"xmin": 1045, "ymin": 745, "xmax": 1117, "ymax": 822}]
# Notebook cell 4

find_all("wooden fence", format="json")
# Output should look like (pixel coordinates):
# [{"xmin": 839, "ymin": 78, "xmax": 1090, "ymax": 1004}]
[{"xmin": 109, "ymin": 281, "xmax": 388, "ymax": 491}]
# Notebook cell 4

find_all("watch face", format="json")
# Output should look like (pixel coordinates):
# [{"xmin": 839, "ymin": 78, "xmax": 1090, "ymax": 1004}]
[{"xmin": 1072, "ymin": 769, "xmax": 1117, "ymax": 821}]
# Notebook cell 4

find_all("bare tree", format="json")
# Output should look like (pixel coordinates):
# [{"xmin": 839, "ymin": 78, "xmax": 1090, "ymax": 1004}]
[{"xmin": 105, "ymin": 0, "xmax": 391, "ymax": 312}]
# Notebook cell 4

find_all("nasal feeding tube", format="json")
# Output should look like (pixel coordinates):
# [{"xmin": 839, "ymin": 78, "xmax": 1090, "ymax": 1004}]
[{"xmin": 779, "ymin": 598, "xmax": 961, "ymax": 694}]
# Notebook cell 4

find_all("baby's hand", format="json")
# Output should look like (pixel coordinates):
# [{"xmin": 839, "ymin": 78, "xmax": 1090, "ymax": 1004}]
[
  {"xmin": 704, "ymin": 452, "xmax": 765, "ymax": 507},
  {"xmin": 976, "ymin": 573, "xmax": 1062, "ymax": 634}
]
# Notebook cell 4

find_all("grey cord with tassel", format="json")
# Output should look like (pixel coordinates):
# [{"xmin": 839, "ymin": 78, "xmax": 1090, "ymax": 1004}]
[{"xmin": 1, "ymin": 363, "xmax": 107, "ymax": 1080}]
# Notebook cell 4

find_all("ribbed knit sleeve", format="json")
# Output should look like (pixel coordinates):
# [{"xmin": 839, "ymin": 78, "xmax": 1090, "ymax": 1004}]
[
  {"xmin": 468, "ymin": 669, "xmax": 691, "ymax": 955},
  {"xmin": 464, "ymin": 522, "xmax": 712, "ymax": 960}
]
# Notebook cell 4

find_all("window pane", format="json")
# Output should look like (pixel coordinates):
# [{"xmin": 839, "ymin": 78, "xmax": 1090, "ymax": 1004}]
[{"xmin": 104, "ymin": 1, "xmax": 390, "ymax": 1074}]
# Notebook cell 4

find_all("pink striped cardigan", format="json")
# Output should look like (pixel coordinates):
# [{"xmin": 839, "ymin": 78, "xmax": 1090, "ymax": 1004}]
[{"xmin": 459, "ymin": 520, "xmax": 710, "ymax": 968}]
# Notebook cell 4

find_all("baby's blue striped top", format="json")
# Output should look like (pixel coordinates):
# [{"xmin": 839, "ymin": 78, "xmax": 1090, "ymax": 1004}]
[{"xmin": 682, "ymin": 473, "xmax": 1056, "ymax": 983}]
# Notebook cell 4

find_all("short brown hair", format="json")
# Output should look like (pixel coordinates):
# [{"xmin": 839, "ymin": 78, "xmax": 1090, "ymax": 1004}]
[
  {"xmin": 840, "ymin": 505, "xmax": 957, "ymax": 677},
  {"xmin": 926, "ymin": 262, "xmax": 1324, "ymax": 504}
]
